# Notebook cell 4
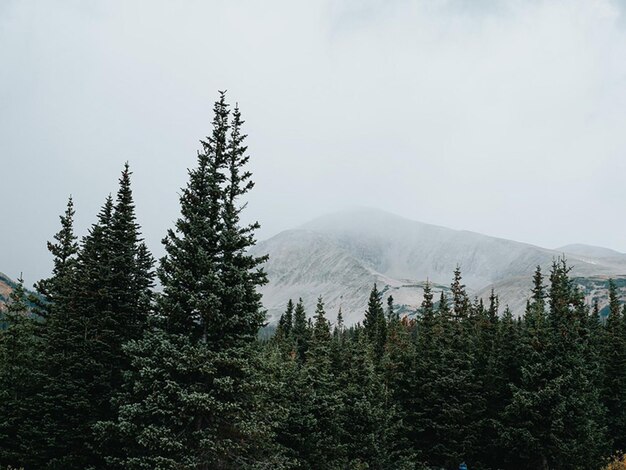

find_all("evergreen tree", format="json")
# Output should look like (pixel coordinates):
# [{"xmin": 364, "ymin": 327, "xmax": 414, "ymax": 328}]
[
  {"xmin": 276, "ymin": 299, "xmax": 294, "ymax": 341},
  {"xmin": 451, "ymin": 265, "xmax": 470, "ymax": 320},
  {"xmin": 342, "ymin": 334, "xmax": 397, "ymax": 468},
  {"xmin": 473, "ymin": 290, "xmax": 501, "ymax": 469},
  {"xmin": 296, "ymin": 297, "xmax": 345, "ymax": 469},
  {"xmin": 504, "ymin": 261, "xmax": 606, "ymax": 469},
  {"xmin": 0, "ymin": 278, "xmax": 43, "ymax": 469},
  {"xmin": 386, "ymin": 294, "xmax": 397, "ymax": 321},
  {"xmin": 34, "ymin": 196, "xmax": 79, "ymax": 317},
  {"xmin": 335, "ymin": 306, "xmax": 344, "ymax": 335},
  {"xmin": 103, "ymin": 93, "xmax": 276, "ymax": 469},
  {"xmin": 292, "ymin": 298, "xmax": 309, "ymax": 363},
  {"xmin": 383, "ymin": 311, "xmax": 419, "ymax": 467},
  {"xmin": 416, "ymin": 270, "xmax": 485, "ymax": 468},
  {"xmin": 363, "ymin": 284, "xmax": 387, "ymax": 362},
  {"xmin": 602, "ymin": 279, "xmax": 626, "ymax": 453},
  {"xmin": 34, "ymin": 198, "xmax": 89, "ymax": 469},
  {"xmin": 39, "ymin": 195, "xmax": 116, "ymax": 469},
  {"xmin": 492, "ymin": 305, "xmax": 521, "ymax": 467}
]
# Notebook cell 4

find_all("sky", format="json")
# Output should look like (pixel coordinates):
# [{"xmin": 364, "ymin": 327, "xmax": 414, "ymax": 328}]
[{"xmin": 2, "ymin": 0, "xmax": 626, "ymax": 284}]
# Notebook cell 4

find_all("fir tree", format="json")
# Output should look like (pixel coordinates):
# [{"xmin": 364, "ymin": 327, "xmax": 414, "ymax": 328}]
[
  {"xmin": 40, "ymin": 195, "xmax": 116, "ymax": 469},
  {"xmin": 0, "ymin": 277, "xmax": 43, "ymax": 469},
  {"xmin": 363, "ymin": 284, "xmax": 387, "ymax": 362},
  {"xmin": 451, "ymin": 265, "xmax": 470, "ymax": 320},
  {"xmin": 602, "ymin": 279, "xmax": 626, "ymax": 453},
  {"xmin": 386, "ymin": 294, "xmax": 397, "ymax": 321},
  {"xmin": 34, "ymin": 198, "xmax": 89, "ymax": 469},
  {"xmin": 276, "ymin": 299, "xmax": 294, "ymax": 340},
  {"xmin": 342, "ymin": 334, "xmax": 396, "ymax": 468},
  {"xmin": 34, "ymin": 196, "xmax": 79, "ymax": 318},
  {"xmin": 297, "ymin": 297, "xmax": 345, "ymax": 468},
  {"xmin": 103, "ymin": 93, "xmax": 275, "ymax": 469},
  {"xmin": 292, "ymin": 298, "xmax": 309, "ymax": 363},
  {"xmin": 504, "ymin": 261, "xmax": 606, "ymax": 469}
]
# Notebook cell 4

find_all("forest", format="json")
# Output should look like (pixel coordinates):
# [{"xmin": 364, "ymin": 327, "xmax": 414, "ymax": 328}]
[{"xmin": 1, "ymin": 93, "xmax": 626, "ymax": 470}]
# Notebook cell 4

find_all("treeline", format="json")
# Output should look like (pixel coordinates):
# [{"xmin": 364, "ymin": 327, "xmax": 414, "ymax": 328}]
[
  {"xmin": 1, "ymin": 93, "xmax": 625, "ymax": 469},
  {"xmin": 266, "ymin": 267, "xmax": 626, "ymax": 470}
]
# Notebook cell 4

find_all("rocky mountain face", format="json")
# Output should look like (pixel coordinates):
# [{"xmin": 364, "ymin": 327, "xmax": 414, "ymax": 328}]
[
  {"xmin": 251, "ymin": 208, "xmax": 626, "ymax": 323},
  {"xmin": 0, "ymin": 272, "xmax": 16, "ymax": 312}
]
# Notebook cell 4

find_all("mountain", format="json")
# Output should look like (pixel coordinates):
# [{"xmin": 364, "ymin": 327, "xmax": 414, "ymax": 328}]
[
  {"xmin": 557, "ymin": 243, "xmax": 626, "ymax": 259},
  {"xmin": 251, "ymin": 208, "xmax": 626, "ymax": 323},
  {"xmin": 0, "ymin": 272, "xmax": 16, "ymax": 312}
]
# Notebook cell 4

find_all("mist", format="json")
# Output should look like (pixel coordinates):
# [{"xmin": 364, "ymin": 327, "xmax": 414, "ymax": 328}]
[{"xmin": 2, "ymin": 0, "xmax": 626, "ymax": 284}]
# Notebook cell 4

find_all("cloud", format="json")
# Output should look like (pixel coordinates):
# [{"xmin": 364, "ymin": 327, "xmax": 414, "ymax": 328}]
[{"xmin": 2, "ymin": 0, "xmax": 626, "ymax": 283}]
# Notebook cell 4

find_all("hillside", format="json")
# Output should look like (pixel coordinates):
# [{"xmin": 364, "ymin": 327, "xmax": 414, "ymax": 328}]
[
  {"xmin": 252, "ymin": 208, "xmax": 626, "ymax": 322},
  {"xmin": 0, "ymin": 272, "xmax": 16, "ymax": 312}
]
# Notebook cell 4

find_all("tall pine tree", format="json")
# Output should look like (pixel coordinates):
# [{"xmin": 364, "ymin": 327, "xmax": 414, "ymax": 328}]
[{"xmin": 103, "ymin": 92, "xmax": 277, "ymax": 469}]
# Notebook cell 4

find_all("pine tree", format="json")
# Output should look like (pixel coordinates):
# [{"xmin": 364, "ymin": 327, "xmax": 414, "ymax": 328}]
[
  {"xmin": 34, "ymin": 198, "xmax": 89, "ymax": 469},
  {"xmin": 416, "ymin": 269, "xmax": 485, "ymax": 468},
  {"xmin": 36, "ymin": 168, "xmax": 156, "ymax": 468},
  {"xmin": 335, "ymin": 306, "xmax": 344, "ymax": 335},
  {"xmin": 34, "ymin": 196, "xmax": 79, "ymax": 318},
  {"xmin": 0, "ymin": 277, "xmax": 43, "ymax": 469},
  {"xmin": 39, "ymin": 195, "xmax": 115, "ymax": 469},
  {"xmin": 451, "ymin": 265, "xmax": 470, "ymax": 320},
  {"xmin": 386, "ymin": 294, "xmax": 397, "ymax": 321},
  {"xmin": 473, "ymin": 290, "xmax": 501, "ymax": 469},
  {"xmin": 296, "ymin": 296, "xmax": 345, "ymax": 469},
  {"xmin": 292, "ymin": 298, "xmax": 309, "ymax": 363},
  {"xmin": 383, "ymin": 309, "xmax": 419, "ymax": 467},
  {"xmin": 492, "ymin": 305, "xmax": 521, "ymax": 467},
  {"xmin": 103, "ymin": 93, "xmax": 277, "ymax": 469},
  {"xmin": 504, "ymin": 261, "xmax": 606, "ymax": 469},
  {"xmin": 91, "ymin": 165, "xmax": 156, "ymax": 465},
  {"xmin": 108, "ymin": 163, "xmax": 155, "ymax": 342},
  {"xmin": 363, "ymin": 284, "xmax": 387, "ymax": 362},
  {"xmin": 275, "ymin": 299, "xmax": 294, "ymax": 344},
  {"xmin": 602, "ymin": 279, "xmax": 626, "ymax": 453},
  {"xmin": 342, "ymin": 333, "xmax": 397, "ymax": 468}
]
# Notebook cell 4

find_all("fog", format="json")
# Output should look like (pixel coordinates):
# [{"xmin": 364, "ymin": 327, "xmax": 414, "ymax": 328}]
[{"xmin": 2, "ymin": 0, "xmax": 626, "ymax": 284}]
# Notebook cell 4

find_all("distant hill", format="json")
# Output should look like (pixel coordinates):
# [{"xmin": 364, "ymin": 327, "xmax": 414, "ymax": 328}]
[
  {"xmin": 0, "ymin": 272, "xmax": 17, "ymax": 312},
  {"xmin": 251, "ymin": 208, "xmax": 626, "ymax": 323}
]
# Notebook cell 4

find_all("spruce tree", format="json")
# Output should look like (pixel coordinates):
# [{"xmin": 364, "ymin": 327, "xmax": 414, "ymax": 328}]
[
  {"xmin": 275, "ymin": 299, "xmax": 294, "ymax": 345},
  {"xmin": 103, "ymin": 92, "xmax": 276, "ymax": 469},
  {"xmin": 296, "ymin": 297, "xmax": 345, "ymax": 469},
  {"xmin": 0, "ymin": 278, "xmax": 43, "ymax": 469},
  {"xmin": 451, "ymin": 265, "xmax": 470, "ymax": 320},
  {"xmin": 40, "ymin": 195, "xmax": 116, "ymax": 469},
  {"xmin": 383, "ymin": 308, "xmax": 419, "ymax": 466},
  {"xmin": 416, "ymin": 269, "xmax": 485, "ymax": 468},
  {"xmin": 34, "ymin": 196, "xmax": 79, "ymax": 318},
  {"xmin": 602, "ymin": 279, "xmax": 626, "ymax": 453},
  {"xmin": 504, "ymin": 261, "xmax": 606, "ymax": 469},
  {"xmin": 386, "ymin": 294, "xmax": 397, "ymax": 321},
  {"xmin": 34, "ymin": 198, "xmax": 89, "ymax": 469},
  {"xmin": 363, "ymin": 284, "xmax": 387, "ymax": 362},
  {"xmin": 292, "ymin": 298, "xmax": 309, "ymax": 363},
  {"xmin": 473, "ymin": 290, "xmax": 501, "ymax": 469},
  {"xmin": 342, "ymin": 333, "xmax": 397, "ymax": 468}
]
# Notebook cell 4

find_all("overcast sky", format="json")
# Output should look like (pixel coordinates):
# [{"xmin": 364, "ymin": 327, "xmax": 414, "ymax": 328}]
[{"xmin": 2, "ymin": 0, "xmax": 626, "ymax": 284}]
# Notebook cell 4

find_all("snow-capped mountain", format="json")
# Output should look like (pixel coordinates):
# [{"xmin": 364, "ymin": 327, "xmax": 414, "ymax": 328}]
[{"xmin": 251, "ymin": 208, "xmax": 626, "ymax": 323}]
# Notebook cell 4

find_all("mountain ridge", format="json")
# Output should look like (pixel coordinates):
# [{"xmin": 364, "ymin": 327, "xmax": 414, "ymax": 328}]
[{"xmin": 251, "ymin": 208, "xmax": 626, "ymax": 323}]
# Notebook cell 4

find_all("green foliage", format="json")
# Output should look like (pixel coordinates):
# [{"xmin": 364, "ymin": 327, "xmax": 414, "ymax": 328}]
[
  {"xmin": 602, "ymin": 279, "xmax": 626, "ymax": 453},
  {"xmin": 0, "ymin": 278, "xmax": 44, "ymax": 469},
  {"xmin": 103, "ymin": 92, "xmax": 276, "ymax": 469},
  {"xmin": 363, "ymin": 284, "xmax": 387, "ymax": 363}
]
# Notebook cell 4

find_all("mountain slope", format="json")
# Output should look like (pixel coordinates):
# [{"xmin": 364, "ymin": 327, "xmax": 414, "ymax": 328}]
[
  {"xmin": 0, "ymin": 272, "xmax": 16, "ymax": 312},
  {"xmin": 252, "ymin": 208, "xmax": 626, "ymax": 322}
]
